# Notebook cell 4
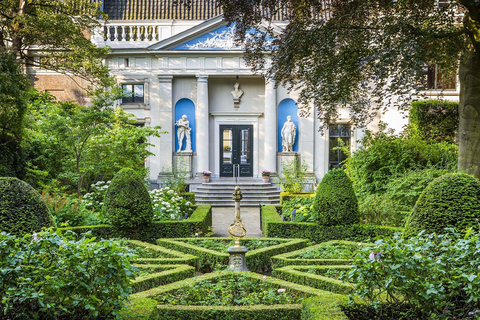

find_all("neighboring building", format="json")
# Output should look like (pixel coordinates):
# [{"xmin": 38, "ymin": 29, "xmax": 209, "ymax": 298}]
[{"xmin": 29, "ymin": 0, "xmax": 460, "ymax": 191}]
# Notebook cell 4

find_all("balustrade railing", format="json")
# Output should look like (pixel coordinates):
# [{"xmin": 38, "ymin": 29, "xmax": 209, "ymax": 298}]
[{"xmin": 104, "ymin": 22, "xmax": 161, "ymax": 42}]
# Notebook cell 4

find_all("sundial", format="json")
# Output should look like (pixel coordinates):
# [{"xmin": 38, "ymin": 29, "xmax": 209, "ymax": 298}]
[{"xmin": 227, "ymin": 186, "xmax": 249, "ymax": 271}]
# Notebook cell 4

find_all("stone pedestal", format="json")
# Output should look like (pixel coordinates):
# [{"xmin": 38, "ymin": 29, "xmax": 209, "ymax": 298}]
[
  {"xmin": 174, "ymin": 152, "xmax": 193, "ymax": 179},
  {"xmin": 227, "ymin": 246, "xmax": 249, "ymax": 271},
  {"xmin": 277, "ymin": 152, "xmax": 299, "ymax": 177}
]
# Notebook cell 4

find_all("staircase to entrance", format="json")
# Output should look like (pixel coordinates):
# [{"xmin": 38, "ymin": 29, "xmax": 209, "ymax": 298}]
[{"xmin": 194, "ymin": 178, "xmax": 281, "ymax": 206}]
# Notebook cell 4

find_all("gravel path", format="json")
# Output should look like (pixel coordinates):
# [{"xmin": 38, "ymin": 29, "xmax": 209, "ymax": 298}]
[{"xmin": 211, "ymin": 206, "xmax": 263, "ymax": 237}]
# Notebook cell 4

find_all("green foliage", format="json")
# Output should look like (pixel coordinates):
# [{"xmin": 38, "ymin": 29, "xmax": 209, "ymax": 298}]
[
  {"xmin": 340, "ymin": 303, "xmax": 415, "ymax": 320},
  {"xmin": 103, "ymin": 168, "xmax": 153, "ymax": 231},
  {"xmin": 0, "ymin": 229, "xmax": 138, "ymax": 319},
  {"xmin": 302, "ymin": 295, "xmax": 349, "ymax": 320},
  {"xmin": 404, "ymin": 173, "xmax": 480, "ymax": 238},
  {"xmin": 0, "ymin": 53, "xmax": 31, "ymax": 179},
  {"xmin": 296, "ymin": 243, "xmax": 359, "ymax": 260},
  {"xmin": 0, "ymin": 177, "xmax": 54, "ymax": 236},
  {"xmin": 157, "ymin": 238, "xmax": 308, "ymax": 273},
  {"xmin": 41, "ymin": 191, "xmax": 100, "ymax": 227},
  {"xmin": 158, "ymin": 272, "xmax": 306, "ymax": 306},
  {"xmin": 347, "ymin": 230, "xmax": 480, "ymax": 319},
  {"xmin": 345, "ymin": 129, "xmax": 458, "ymax": 198},
  {"xmin": 359, "ymin": 168, "xmax": 452, "ymax": 227},
  {"xmin": 0, "ymin": 0, "xmax": 110, "ymax": 86},
  {"xmin": 273, "ymin": 266, "xmax": 354, "ymax": 295},
  {"xmin": 262, "ymin": 205, "xmax": 401, "ymax": 242},
  {"xmin": 150, "ymin": 187, "xmax": 195, "ymax": 221},
  {"xmin": 312, "ymin": 168, "xmax": 359, "ymax": 226},
  {"xmin": 23, "ymin": 90, "xmax": 163, "ymax": 195},
  {"xmin": 132, "ymin": 264, "xmax": 196, "ymax": 293},
  {"xmin": 409, "ymin": 100, "xmax": 458, "ymax": 143},
  {"xmin": 63, "ymin": 205, "xmax": 213, "ymax": 242},
  {"xmin": 276, "ymin": 159, "xmax": 312, "ymax": 193},
  {"xmin": 282, "ymin": 195, "xmax": 316, "ymax": 222}
]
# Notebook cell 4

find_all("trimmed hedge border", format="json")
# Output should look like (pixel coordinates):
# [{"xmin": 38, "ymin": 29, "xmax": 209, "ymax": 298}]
[
  {"xmin": 271, "ymin": 240, "xmax": 371, "ymax": 269},
  {"xmin": 132, "ymin": 264, "xmax": 195, "ymax": 293},
  {"xmin": 127, "ymin": 240, "xmax": 198, "ymax": 266},
  {"xmin": 59, "ymin": 205, "xmax": 212, "ymax": 242},
  {"xmin": 179, "ymin": 192, "xmax": 196, "ymax": 204},
  {"xmin": 262, "ymin": 205, "xmax": 402, "ymax": 242},
  {"xmin": 128, "ymin": 271, "xmax": 347, "ymax": 320},
  {"xmin": 156, "ymin": 237, "xmax": 308, "ymax": 272},
  {"xmin": 273, "ymin": 265, "xmax": 354, "ymax": 295},
  {"xmin": 301, "ymin": 295, "xmax": 349, "ymax": 320}
]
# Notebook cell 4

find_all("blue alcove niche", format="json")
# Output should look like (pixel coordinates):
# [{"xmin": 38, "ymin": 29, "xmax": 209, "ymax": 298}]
[
  {"xmin": 277, "ymin": 98, "xmax": 299, "ymax": 152},
  {"xmin": 174, "ymin": 98, "xmax": 196, "ymax": 152}
]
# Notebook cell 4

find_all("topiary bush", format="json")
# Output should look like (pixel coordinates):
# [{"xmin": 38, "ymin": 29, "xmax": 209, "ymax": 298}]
[
  {"xmin": 103, "ymin": 168, "xmax": 153, "ymax": 231},
  {"xmin": 404, "ymin": 173, "xmax": 480, "ymax": 238},
  {"xmin": 312, "ymin": 168, "xmax": 359, "ymax": 226},
  {"xmin": 0, "ymin": 177, "xmax": 54, "ymax": 236}
]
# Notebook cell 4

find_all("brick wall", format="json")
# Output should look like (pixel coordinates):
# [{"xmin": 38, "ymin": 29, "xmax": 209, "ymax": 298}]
[{"xmin": 32, "ymin": 74, "xmax": 89, "ymax": 105}]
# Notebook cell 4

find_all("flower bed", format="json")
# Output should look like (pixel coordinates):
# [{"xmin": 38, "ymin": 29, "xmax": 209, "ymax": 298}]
[
  {"xmin": 150, "ymin": 187, "xmax": 194, "ymax": 221},
  {"xmin": 271, "ymin": 240, "xmax": 371, "ymax": 269},
  {"xmin": 126, "ymin": 240, "xmax": 198, "ymax": 266},
  {"xmin": 125, "ymin": 271, "xmax": 347, "ymax": 320},
  {"xmin": 273, "ymin": 265, "xmax": 354, "ymax": 295},
  {"xmin": 132, "ymin": 264, "xmax": 195, "ymax": 293},
  {"xmin": 156, "ymin": 237, "xmax": 308, "ymax": 272}
]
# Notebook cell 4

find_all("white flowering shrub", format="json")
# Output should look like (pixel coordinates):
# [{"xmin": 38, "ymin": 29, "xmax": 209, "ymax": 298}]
[
  {"xmin": 83, "ymin": 180, "xmax": 110, "ymax": 211},
  {"xmin": 150, "ymin": 187, "xmax": 194, "ymax": 221}
]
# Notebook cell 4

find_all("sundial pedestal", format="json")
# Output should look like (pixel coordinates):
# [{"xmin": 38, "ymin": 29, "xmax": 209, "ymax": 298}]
[{"xmin": 227, "ymin": 245, "xmax": 249, "ymax": 271}]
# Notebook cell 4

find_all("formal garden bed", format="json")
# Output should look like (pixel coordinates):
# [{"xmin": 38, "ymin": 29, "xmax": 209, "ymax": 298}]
[
  {"xmin": 271, "ymin": 240, "xmax": 372, "ymax": 268},
  {"xmin": 156, "ymin": 237, "xmax": 308, "ymax": 272}
]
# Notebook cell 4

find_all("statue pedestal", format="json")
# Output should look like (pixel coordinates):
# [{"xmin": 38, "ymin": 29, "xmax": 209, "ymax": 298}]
[
  {"xmin": 174, "ymin": 152, "xmax": 193, "ymax": 179},
  {"xmin": 277, "ymin": 152, "xmax": 299, "ymax": 177},
  {"xmin": 227, "ymin": 246, "xmax": 249, "ymax": 271}
]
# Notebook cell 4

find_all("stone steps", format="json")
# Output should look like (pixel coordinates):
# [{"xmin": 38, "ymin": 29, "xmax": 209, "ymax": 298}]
[{"xmin": 194, "ymin": 179, "xmax": 281, "ymax": 207}]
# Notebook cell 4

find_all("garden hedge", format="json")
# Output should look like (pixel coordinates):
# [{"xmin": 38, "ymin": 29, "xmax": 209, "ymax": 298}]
[
  {"xmin": 273, "ymin": 266, "xmax": 354, "ymax": 295},
  {"xmin": 262, "ymin": 205, "xmax": 402, "ymax": 242},
  {"xmin": 156, "ymin": 237, "xmax": 308, "ymax": 272},
  {"xmin": 271, "ymin": 241, "xmax": 369, "ymax": 269},
  {"xmin": 132, "ymin": 264, "xmax": 195, "ymax": 293},
  {"xmin": 301, "ymin": 295, "xmax": 349, "ymax": 320},
  {"xmin": 127, "ymin": 240, "xmax": 198, "ymax": 266},
  {"xmin": 127, "ymin": 271, "xmax": 346, "ymax": 320},
  {"xmin": 103, "ymin": 168, "xmax": 154, "ymax": 232},
  {"xmin": 312, "ymin": 168, "xmax": 359, "ymax": 226},
  {"xmin": 179, "ymin": 192, "xmax": 196, "ymax": 204},
  {"xmin": 0, "ymin": 177, "xmax": 54, "ymax": 236},
  {"xmin": 404, "ymin": 173, "xmax": 480, "ymax": 238},
  {"xmin": 61, "ymin": 205, "xmax": 212, "ymax": 242}
]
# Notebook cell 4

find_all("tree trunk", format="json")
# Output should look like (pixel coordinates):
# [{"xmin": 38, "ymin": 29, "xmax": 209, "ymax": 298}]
[{"xmin": 458, "ymin": 51, "xmax": 480, "ymax": 180}]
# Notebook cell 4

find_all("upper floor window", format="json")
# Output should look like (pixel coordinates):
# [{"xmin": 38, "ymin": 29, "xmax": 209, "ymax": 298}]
[
  {"xmin": 329, "ymin": 124, "xmax": 351, "ymax": 170},
  {"xmin": 122, "ymin": 84, "xmax": 144, "ymax": 104},
  {"xmin": 426, "ymin": 65, "xmax": 456, "ymax": 90}
]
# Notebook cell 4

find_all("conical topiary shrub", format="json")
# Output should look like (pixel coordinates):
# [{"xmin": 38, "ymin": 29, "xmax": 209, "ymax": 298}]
[
  {"xmin": 312, "ymin": 168, "xmax": 359, "ymax": 226},
  {"xmin": 404, "ymin": 173, "xmax": 480, "ymax": 238},
  {"xmin": 103, "ymin": 168, "xmax": 153, "ymax": 230},
  {"xmin": 0, "ymin": 177, "xmax": 54, "ymax": 236}
]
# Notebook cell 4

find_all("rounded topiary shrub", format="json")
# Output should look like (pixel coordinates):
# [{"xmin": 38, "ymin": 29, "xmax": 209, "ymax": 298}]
[
  {"xmin": 0, "ymin": 177, "xmax": 54, "ymax": 236},
  {"xmin": 312, "ymin": 168, "xmax": 359, "ymax": 226},
  {"xmin": 404, "ymin": 173, "xmax": 480, "ymax": 238},
  {"xmin": 103, "ymin": 168, "xmax": 153, "ymax": 230}
]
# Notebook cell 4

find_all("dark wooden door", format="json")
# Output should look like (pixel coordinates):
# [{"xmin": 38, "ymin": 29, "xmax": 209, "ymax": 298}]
[{"xmin": 220, "ymin": 125, "xmax": 253, "ymax": 177}]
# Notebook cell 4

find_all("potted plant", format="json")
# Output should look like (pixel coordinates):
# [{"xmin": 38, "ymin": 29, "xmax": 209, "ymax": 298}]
[
  {"xmin": 202, "ymin": 171, "xmax": 211, "ymax": 183},
  {"xmin": 261, "ymin": 170, "xmax": 271, "ymax": 183},
  {"xmin": 223, "ymin": 145, "xmax": 231, "ymax": 151}
]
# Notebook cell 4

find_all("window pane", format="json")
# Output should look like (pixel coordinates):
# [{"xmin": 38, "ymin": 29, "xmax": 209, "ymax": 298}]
[
  {"xmin": 222, "ymin": 129, "xmax": 232, "ymax": 164},
  {"xmin": 134, "ymin": 85, "xmax": 144, "ymax": 103},
  {"xmin": 328, "ymin": 125, "xmax": 351, "ymax": 170}
]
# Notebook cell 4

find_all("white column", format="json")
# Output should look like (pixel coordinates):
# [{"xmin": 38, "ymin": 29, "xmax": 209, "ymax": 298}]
[
  {"xmin": 196, "ymin": 75, "xmax": 209, "ymax": 175},
  {"xmin": 264, "ymin": 79, "xmax": 277, "ymax": 173},
  {"xmin": 156, "ymin": 75, "xmax": 174, "ymax": 179}
]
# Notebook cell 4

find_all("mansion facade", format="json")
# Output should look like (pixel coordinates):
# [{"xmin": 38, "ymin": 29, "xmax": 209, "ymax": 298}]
[{"xmin": 31, "ymin": 0, "xmax": 459, "ymax": 189}]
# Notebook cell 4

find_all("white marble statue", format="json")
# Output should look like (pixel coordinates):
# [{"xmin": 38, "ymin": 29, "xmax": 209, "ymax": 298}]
[
  {"xmin": 176, "ymin": 114, "xmax": 192, "ymax": 152},
  {"xmin": 281, "ymin": 115, "xmax": 296, "ymax": 152},
  {"xmin": 231, "ymin": 82, "xmax": 244, "ymax": 101}
]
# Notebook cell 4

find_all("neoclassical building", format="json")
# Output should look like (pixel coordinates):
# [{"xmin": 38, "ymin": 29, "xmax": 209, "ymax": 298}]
[{"xmin": 31, "ymin": 0, "xmax": 459, "ymax": 192}]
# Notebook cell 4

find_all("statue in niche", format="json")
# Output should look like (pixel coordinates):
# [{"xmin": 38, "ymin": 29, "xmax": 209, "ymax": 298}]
[
  {"xmin": 231, "ymin": 82, "xmax": 244, "ymax": 110},
  {"xmin": 281, "ymin": 115, "xmax": 297, "ymax": 152},
  {"xmin": 176, "ymin": 114, "xmax": 192, "ymax": 152}
]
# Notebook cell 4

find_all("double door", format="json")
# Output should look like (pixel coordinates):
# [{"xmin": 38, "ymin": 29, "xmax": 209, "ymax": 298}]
[{"xmin": 220, "ymin": 125, "xmax": 253, "ymax": 177}]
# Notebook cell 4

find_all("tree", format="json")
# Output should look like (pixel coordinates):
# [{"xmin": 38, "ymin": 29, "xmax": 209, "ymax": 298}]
[
  {"xmin": 214, "ymin": 0, "xmax": 480, "ymax": 179},
  {"xmin": 24, "ymin": 90, "xmax": 164, "ymax": 196},
  {"xmin": 0, "ymin": 0, "xmax": 110, "ymax": 86}
]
